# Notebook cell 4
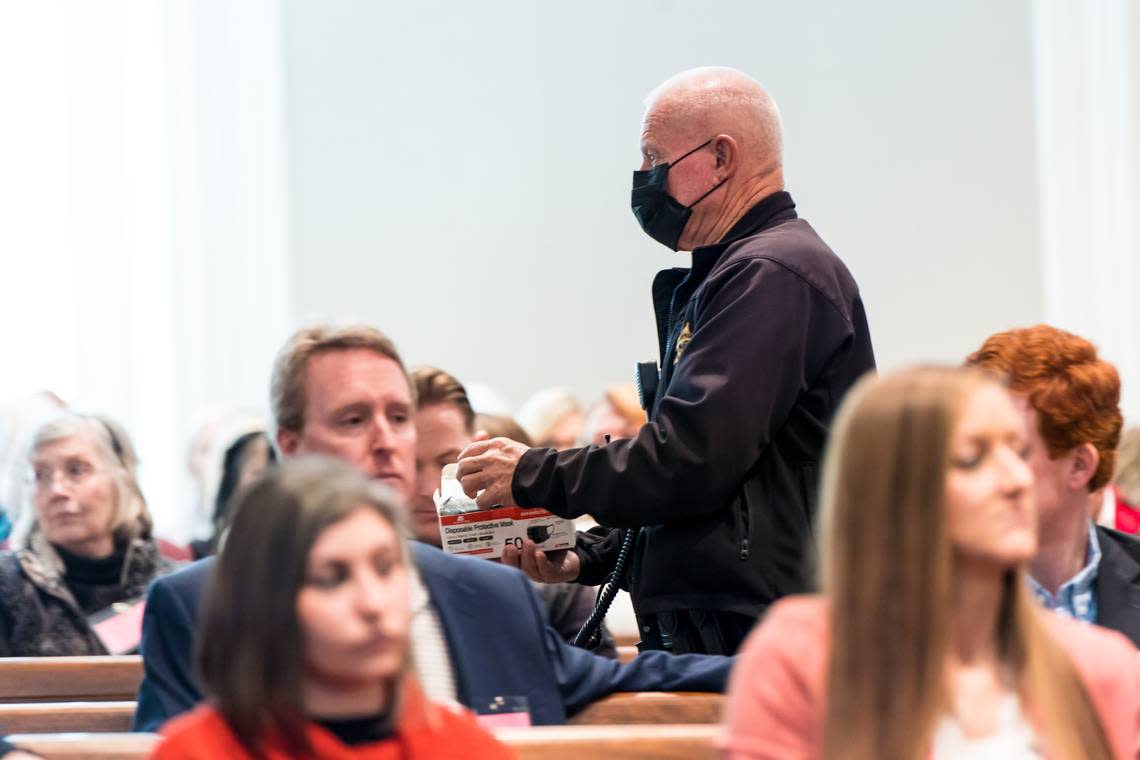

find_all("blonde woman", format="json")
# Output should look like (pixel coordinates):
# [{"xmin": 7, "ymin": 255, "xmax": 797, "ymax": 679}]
[
  {"xmin": 720, "ymin": 367, "xmax": 1139, "ymax": 759},
  {"xmin": 0, "ymin": 413, "xmax": 173, "ymax": 655}
]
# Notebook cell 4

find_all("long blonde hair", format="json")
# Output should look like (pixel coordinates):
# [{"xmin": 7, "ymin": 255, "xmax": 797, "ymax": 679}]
[{"xmin": 820, "ymin": 366, "xmax": 1111, "ymax": 760}]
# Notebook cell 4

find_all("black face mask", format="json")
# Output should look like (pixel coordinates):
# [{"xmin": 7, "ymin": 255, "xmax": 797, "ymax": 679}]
[{"xmin": 631, "ymin": 138, "xmax": 727, "ymax": 251}]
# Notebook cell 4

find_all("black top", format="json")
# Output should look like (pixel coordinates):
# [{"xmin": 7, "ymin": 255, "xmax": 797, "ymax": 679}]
[
  {"xmin": 56, "ymin": 541, "xmax": 128, "ymax": 615},
  {"xmin": 514, "ymin": 191, "xmax": 876, "ymax": 637},
  {"xmin": 314, "ymin": 712, "xmax": 394, "ymax": 747}
]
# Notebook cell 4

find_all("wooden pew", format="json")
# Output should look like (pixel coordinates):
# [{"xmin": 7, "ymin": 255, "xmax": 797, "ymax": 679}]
[
  {"xmin": 0, "ymin": 702, "xmax": 135, "ymax": 734},
  {"xmin": 504, "ymin": 724, "xmax": 720, "ymax": 759},
  {"xmin": 0, "ymin": 691, "xmax": 723, "ymax": 733},
  {"xmin": 569, "ymin": 691, "xmax": 723, "ymax": 725},
  {"xmin": 613, "ymin": 631, "xmax": 640, "ymax": 648},
  {"xmin": 4, "ymin": 733, "xmax": 157, "ymax": 759},
  {"xmin": 0, "ymin": 657, "xmax": 142, "ymax": 703},
  {"xmin": 6, "ymin": 725, "xmax": 720, "ymax": 759}
]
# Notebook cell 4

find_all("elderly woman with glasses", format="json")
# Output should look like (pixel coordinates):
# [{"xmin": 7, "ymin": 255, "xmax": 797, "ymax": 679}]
[{"xmin": 0, "ymin": 413, "xmax": 174, "ymax": 656}]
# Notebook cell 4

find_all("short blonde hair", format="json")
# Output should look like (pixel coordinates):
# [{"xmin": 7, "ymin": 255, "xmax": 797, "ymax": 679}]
[
  {"xmin": 269, "ymin": 324, "xmax": 412, "ymax": 441},
  {"xmin": 17, "ymin": 413, "xmax": 150, "ymax": 548}
]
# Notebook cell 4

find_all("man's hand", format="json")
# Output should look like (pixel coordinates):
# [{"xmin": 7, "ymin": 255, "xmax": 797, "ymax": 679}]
[
  {"xmin": 456, "ymin": 437, "xmax": 529, "ymax": 508},
  {"xmin": 502, "ymin": 539, "xmax": 581, "ymax": 583}
]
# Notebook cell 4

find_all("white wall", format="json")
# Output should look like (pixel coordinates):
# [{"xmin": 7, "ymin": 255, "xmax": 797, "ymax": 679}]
[
  {"xmin": 281, "ymin": 0, "xmax": 1043, "ymax": 408},
  {"xmin": 1032, "ymin": 0, "xmax": 1140, "ymax": 424},
  {"xmin": 0, "ymin": 0, "xmax": 291, "ymax": 541},
  {"xmin": 8, "ymin": 0, "xmax": 1135, "ymax": 540}
]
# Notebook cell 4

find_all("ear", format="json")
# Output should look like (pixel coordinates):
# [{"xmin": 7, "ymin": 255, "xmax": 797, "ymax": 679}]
[
  {"xmin": 1068, "ymin": 443, "xmax": 1100, "ymax": 491},
  {"xmin": 276, "ymin": 428, "xmax": 299, "ymax": 457},
  {"xmin": 713, "ymin": 134, "xmax": 738, "ymax": 177}
]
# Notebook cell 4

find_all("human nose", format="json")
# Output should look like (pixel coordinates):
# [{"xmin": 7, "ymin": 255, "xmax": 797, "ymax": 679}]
[
  {"xmin": 352, "ymin": 569, "xmax": 390, "ymax": 618},
  {"xmin": 415, "ymin": 465, "xmax": 438, "ymax": 497},
  {"xmin": 368, "ymin": 413, "xmax": 397, "ymax": 453},
  {"xmin": 999, "ymin": 447, "xmax": 1033, "ymax": 495}
]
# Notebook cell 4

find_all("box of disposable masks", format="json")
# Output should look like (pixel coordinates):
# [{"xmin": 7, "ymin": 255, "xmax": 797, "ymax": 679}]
[{"xmin": 433, "ymin": 464, "xmax": 576, "ymax": 558}]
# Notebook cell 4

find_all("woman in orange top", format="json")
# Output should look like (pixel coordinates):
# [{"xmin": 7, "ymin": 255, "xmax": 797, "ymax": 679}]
[
  {"xmin": 719, "ymin": 367, "xmax": 1140, "ymax": 760},
  {"xmin": 151, "ymin": 457, "xmax": 513, "ymax": 760}
]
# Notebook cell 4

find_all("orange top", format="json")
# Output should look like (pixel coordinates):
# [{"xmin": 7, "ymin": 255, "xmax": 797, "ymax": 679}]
[
  {"xmin": 719, "ymin": 595, "xmax": 1140, "ymax": 760},
  {"xmin": 150, "ymin": 678, "xmax": 515, "ymax": 760}
]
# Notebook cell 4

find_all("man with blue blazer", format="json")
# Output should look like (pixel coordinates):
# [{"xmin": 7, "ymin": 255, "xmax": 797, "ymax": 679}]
[{"xmin": 133, "ymin": 324, "xmax": 730, "ymax": 732}]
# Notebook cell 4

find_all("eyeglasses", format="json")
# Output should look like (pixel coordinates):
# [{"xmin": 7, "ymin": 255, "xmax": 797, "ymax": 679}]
[{"xmin": 31, "ymin": 460, "xmax": 96, "ymax": 490}]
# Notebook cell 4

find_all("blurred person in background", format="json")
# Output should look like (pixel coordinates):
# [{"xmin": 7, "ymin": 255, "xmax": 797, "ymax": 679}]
[
  {"xmin": 474, "ymin": 414, "xmax": 530, "ymax": 445},
  {"xmin": 720, "ymin": 367, "xmax": 1133, "ymax": 759},
  {"xmin": 580, "ymin": 384, "xmax": 646, "ymax": 447},
  {"xmin": 151, "ymin": 457, "xmax": 512, "ymax": 760},
  {"xmin": 183, "ymin": 411, "xmax": 265, "ymax": 545},
  {"xmin": 1099, "ymin": 426, "xmax": 1140, "ymax": 534},
  {"xmin": 189, "ymin": 430, "xmax": 275, "ymax": 559},
  {"xmin": 966, "ymin": 326, "xmax": 1140, "ymax": 647},
  {"xmin": 515, "ymin": 388, "xmax": 583, "ymax": 450},
  {"xmin": 411, "ymin": 367, "xmax": 616, "ymax": 658},
  {"xmin": 0, "ymin": 392, "xmax": 67, "ymax": 547},
  {"xmin": 0, "ymin": 413, "xmax": 175, "ymax": 655}
]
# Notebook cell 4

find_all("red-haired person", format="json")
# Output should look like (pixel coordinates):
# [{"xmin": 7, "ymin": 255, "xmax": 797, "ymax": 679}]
[
  {"xmin": 966, "ymin": 325, "xmax": 1140, "ymax": 647},
  {"xmin": 1099, "ymin": 427, "xmax": 1140, "ymax": 534}
]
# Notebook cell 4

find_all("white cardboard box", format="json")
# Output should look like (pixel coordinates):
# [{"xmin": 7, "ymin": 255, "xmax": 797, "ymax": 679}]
[
  {"xmin": 433, "ymin": 464, "xmax": 575, "ymax": 558},
  {"xmin": 437, "ymin": 505, "xmax": 576, "ymax": 558}
]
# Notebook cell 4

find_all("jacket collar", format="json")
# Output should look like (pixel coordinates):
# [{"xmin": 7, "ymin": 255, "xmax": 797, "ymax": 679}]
[
  {"xmin": 18, "ymin": 529, "xmax": 165, "ymax": 611},
  {"xmin": 688, "ymin": 190, "xmax": 797, "ymax": 280},
  {"xmin": 649, "ymin": 191, "xmax": 798, "ymax": 356}
]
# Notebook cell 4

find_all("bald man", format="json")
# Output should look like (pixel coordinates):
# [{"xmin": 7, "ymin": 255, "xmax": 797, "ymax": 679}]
[{"xmin": 459, "ymin": 68, "xmax": 875, "ymax": 655}]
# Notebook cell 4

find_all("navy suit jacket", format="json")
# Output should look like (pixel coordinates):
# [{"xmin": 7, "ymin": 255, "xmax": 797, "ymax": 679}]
[
  {"xmin": 1095, "ymin": 524, "xmax": 1140, "ymax": 648},
  {"xmin": 132, "ymin": 542, "xmax": 731, "ymax": 731}
]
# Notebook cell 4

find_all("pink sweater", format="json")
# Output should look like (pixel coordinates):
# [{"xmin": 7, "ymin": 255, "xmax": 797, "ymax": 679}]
[{"xmin": 719, "ymin": 596, "xmax": 1140, "ymax": 759}]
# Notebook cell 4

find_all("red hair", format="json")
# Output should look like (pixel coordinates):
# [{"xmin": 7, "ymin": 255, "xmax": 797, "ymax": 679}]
[{"xmin": 966, "ymin": 325, "xmax": 1121, "ymax": 491}]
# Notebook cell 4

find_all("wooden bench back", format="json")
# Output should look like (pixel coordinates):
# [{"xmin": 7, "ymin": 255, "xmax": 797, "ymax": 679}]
[
  {"xmin": 499, "ymin": 724, "xmax": 720, "ymax": 759},
  {"xmin": 0, "ymin": 701, "xmax": 135, "ymax": 734},
  {"xmin": 569, "ymin": 691, "xmax": 723, "ymax": 725},
  {"xmin": 7, "ymin": 725, "xmax": 719, "ymax": 759},
  {"xmin": 0, "ymin": 690, "xmax": 723, "ymax": 734},
  {"xmin": 5, "ymin": 733, "xmax": 157, "ymax": 759},
  {"xmin": 0, "ymin": 657, "xmax": 142, "ymax": 703}
]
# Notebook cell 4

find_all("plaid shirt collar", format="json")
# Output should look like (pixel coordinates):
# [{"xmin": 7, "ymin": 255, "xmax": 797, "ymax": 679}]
[{"xmin": 1029, "ymin": 520, "xmax": 1102, "ymax": 624}]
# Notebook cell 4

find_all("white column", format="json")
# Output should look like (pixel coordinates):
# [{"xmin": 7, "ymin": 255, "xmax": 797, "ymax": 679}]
[
  {"xmin": 1032, "ymin": 0, "xmax": 1140, "ymax": 424},
  {"xmin": 0, "ymin": 0, "xmax": 291, "ymax": 541}
]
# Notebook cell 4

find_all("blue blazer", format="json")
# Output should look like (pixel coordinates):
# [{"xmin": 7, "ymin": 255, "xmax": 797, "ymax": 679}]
[{"xmin": 132, "ymin": 542, "xmax": 730, "ymax": 731}]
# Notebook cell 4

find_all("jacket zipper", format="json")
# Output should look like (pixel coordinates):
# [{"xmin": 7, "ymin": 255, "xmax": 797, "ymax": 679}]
[
  {"xmin": 737, "ymin": 500, "xmax": 751, "ymax": 560},
  {"xmin": 660, "ymin": 288, "xmax": 681, "ymax": 387}
]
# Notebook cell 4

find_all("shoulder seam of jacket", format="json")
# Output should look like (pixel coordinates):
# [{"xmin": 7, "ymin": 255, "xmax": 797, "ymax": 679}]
[{"xmin": 701, "ymin": 255, "xmax": 856, "ymax": 328}]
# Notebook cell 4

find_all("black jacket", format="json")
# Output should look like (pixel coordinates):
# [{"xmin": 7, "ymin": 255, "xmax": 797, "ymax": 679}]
[
  {"xmin": 1095, "ymin": 524, "xmax": 1140, "ymax": 648},
  {"xmin": 0, "ymin": 531, "xmax": 173, "ymax": 656},
  {"xmin": 513, "ymin": 191, "xmax": 875, "ymax": 618}
]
